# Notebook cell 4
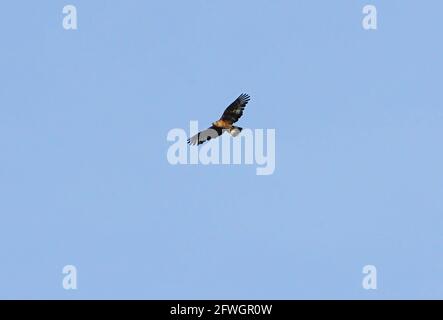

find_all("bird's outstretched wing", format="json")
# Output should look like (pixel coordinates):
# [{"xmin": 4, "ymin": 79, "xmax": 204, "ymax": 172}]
[
  {"xmin": 220, "ymin": 93, "xmax": 250, "ymax": 124},
  {"xmin": 187, "ymin": 126, "xmax": 223, "ymax": 145}
]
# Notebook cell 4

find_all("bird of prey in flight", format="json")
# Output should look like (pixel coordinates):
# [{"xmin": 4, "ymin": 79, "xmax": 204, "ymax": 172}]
[{"xmin": 187, "ymin": 93, "xmax": 251, "ymax": 145}]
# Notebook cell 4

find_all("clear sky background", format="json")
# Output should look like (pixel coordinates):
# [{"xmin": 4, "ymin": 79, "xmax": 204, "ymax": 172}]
[{"xmin": 1, "ymin": 0, "xmax": 442, "ymax": 299}]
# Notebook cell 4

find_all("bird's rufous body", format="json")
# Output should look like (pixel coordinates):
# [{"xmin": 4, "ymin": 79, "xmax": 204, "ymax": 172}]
[{"xmin": 213, "ymin": 119, "xmax": 232, "ymax": 129}]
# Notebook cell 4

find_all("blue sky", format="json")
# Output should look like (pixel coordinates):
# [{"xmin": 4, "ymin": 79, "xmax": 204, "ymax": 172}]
[{"xmin": 1, "ymin": 0, "xmax": 442, "ymax": 299}]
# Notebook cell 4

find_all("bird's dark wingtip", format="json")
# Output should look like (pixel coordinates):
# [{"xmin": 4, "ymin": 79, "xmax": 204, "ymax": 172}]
[{"xmin": 239, "ymin": 93, "xmax": 251, "ymax": 103}]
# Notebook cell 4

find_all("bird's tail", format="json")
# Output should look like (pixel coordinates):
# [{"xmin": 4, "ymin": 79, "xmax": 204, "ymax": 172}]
[{"xmin": 229, "ymin": 126, "xmax": 242, "ymax": 137}]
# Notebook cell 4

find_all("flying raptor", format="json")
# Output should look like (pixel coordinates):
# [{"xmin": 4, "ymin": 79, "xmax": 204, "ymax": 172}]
[{"xmin": 187, "ymin": 93, "xmax": 251, "ymax": 145}]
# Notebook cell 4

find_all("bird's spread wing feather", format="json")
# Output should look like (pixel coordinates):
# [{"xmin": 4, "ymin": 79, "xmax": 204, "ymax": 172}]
[
  {"xmin": 220, "ymin": 93, "xmax": 250, "ymax": 124},
  {"xmin": 187, "ymin": 126, "xmax": 223, "ymax": 145}
]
